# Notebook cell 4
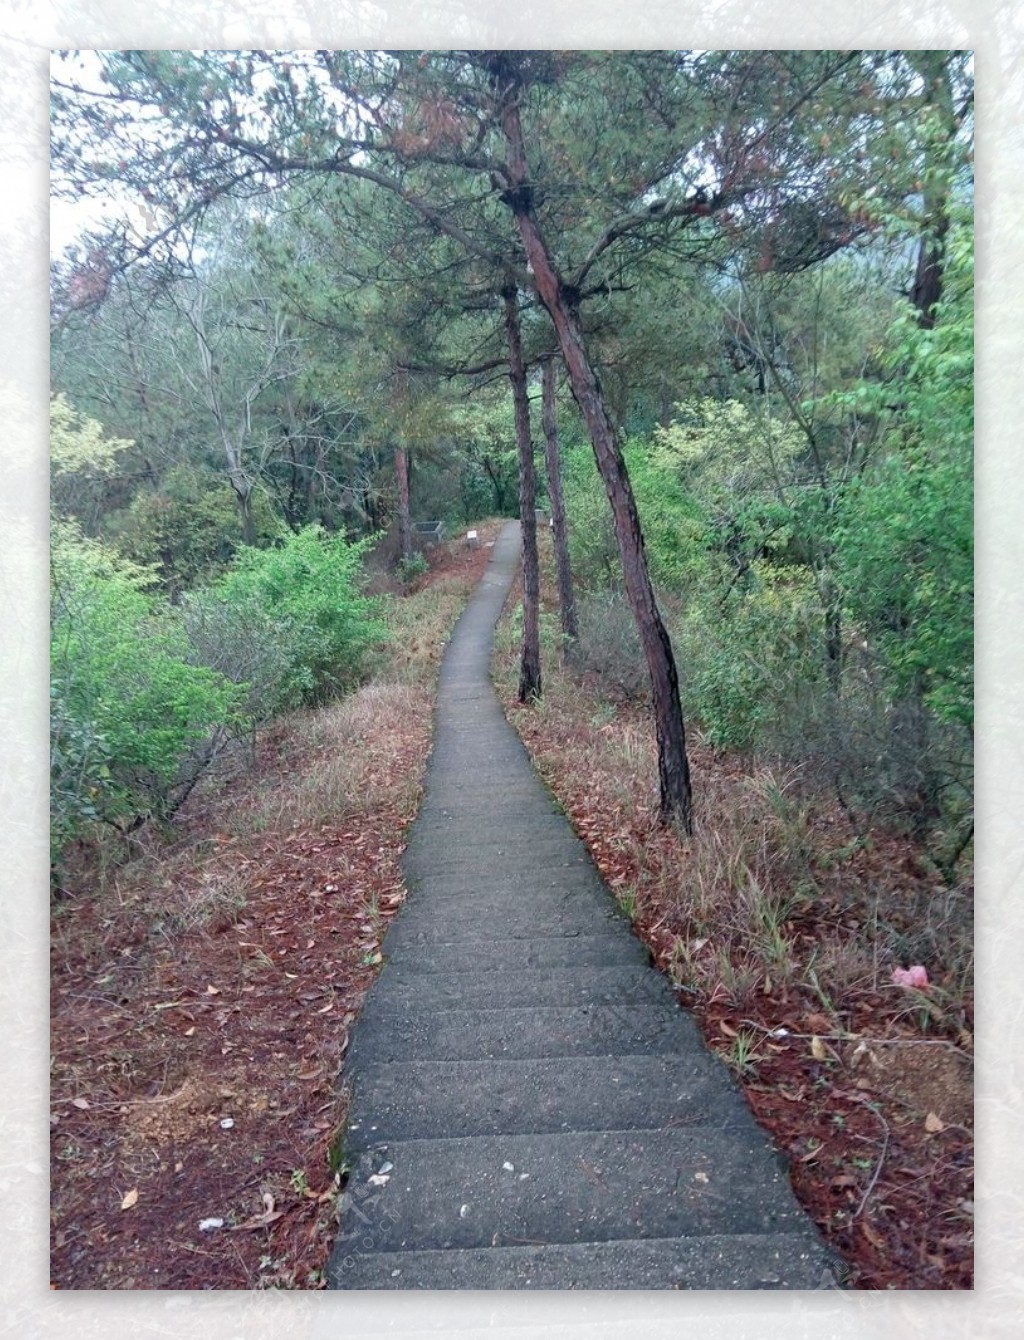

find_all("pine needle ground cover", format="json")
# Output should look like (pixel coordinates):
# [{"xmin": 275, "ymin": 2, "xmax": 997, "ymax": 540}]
[
  {"xmin": 49, "ymin": 525, "xmax": 502, "ymax": 1289},
  {"xmin": 493, "ymin": 537, "xmax": 973, "ymax": 1291}
]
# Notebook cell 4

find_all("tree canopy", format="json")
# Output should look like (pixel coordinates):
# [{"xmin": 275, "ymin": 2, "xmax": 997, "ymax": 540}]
[{"xmin": 50, "ymin": 47, "xmax": 973, "ymax": 840}]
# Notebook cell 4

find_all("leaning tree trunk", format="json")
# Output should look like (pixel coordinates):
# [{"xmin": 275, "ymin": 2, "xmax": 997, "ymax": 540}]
[
  {"xmin": 498, "ymin": 94, "xmax": 693, "ymax": 830},
  {"xmin": 394, "ymin": 445, "xmax": 413, "ymax": 561},
  {"xmin": 541, "ymin": 354, "xmax": 578, "ymax": 648},
  {"xmin": 503, "ymin": 284, "xmax": 542, "ymax": 702},
  {"xmin": 226, "ymin": 464, "xmax": 257, "ymax": 546}
]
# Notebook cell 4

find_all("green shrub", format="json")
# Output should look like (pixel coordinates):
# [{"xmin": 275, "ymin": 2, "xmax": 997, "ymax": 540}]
[
  {"xmin": 676, "ymin": 562, "xmax": 827, "ymax": 752},
  {"xmin": 103, "ymin": 466, "xmax": 283, "ymax": 593},
  {"xmin": 397, "ymin": 551, "xmax": 429, "ymax": 585},
  {"xmin": 208, "ymin": 526, "xmax": 388, "ymax": 709},
  {"xmin": 50, "ymin": 524, "xmax": 242, "ymax": 855},
  {"xmin": 563, "ymin": 437, "xmax": 708, "ymax": 594},
  {"xmin": 180, "ymin": 587, "xmax": 295, "ymax": 724},
  {"xmin": 573, "ymin": 590, "xmax": 648, "ymax": 699},
  {"xmin": 833, "ymin": 219, "xmax": 973, "ymax": 733}
]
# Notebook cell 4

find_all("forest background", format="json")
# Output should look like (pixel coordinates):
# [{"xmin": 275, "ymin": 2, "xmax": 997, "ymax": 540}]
[{"xmin": 46, "ymin": 48, "xmax": 973, "ymax": 878}]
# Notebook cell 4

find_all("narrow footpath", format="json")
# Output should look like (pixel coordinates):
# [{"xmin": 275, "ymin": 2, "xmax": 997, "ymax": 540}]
[{"xmin": 327, "ymin": 521, "xmax": 838, "ymax": 1290}]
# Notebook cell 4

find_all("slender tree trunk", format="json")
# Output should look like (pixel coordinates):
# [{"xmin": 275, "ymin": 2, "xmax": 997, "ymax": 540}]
[
  {"xmin": 498, "ymin": 92, "xmax": 693, "ymax": 830},
  {"xmin": 307, "ymin": 439, "xmax": 325, "ymax": 525},
  {"xmin": 228, "ymin": 469, "xmax": 257, "ymax": 545},
  {"xmin": 503, "ymin": 284, "xmax": 542, "ymax": 703},
  {"xmin": 498, "ymin": 91, "xmax": 691, "ymax": 825},
  {"xmin": 907, "ymin": 53, "xmax": 956, "ymax": 330},
  {"xmin": 813, "ymin": 565, "xmax": 843, "ymax": 694},
  {"xmin": 394, "ymin": 444, "xmax": 413, "ymax": 561},
  {"xmin": 541, "ymin": 354, "xmax": 578, "ymax": 648},
  {"xmin": 483, "ymin": 457, "xmax": 508, "ymax": 514}
]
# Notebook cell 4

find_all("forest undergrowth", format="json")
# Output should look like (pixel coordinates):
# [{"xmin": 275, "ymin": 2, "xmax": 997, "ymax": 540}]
[
  {"xmin": 493, "ymin": 535, "xmax": 973, "ymax": 1291},
  {"xmin": 49, "ymin": 523, "xmax": 502, "ymax": 1289}
]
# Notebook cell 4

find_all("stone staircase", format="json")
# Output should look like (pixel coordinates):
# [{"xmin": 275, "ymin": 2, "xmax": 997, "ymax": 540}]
[{"xmin": 326, "ymin": 523, "xmax": 838, "ymax": 1290}]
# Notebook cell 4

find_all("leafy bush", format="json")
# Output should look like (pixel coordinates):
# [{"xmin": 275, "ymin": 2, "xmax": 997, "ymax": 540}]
[
  {"xmin": 104, "ymin": 465, "xmax": 283, "ymax": 593},
  {"xmin": 833, "ymin": 217, "xmax": 973, "ymax": 732},
  {"xmin": 562, "ymin": 446, "xmax": 621, "ymax": 587},
  {"xmin": 397, "ymin": 551, "xmax": 429, "ymax": 585},
  {"xmin": 50, "ymin": 523, "xmax": 243, "ymax": 856},
  {"xmin": 180, "ymin": 587, "xmax": 295, "ymax": 724},
  {"xmin": 675, "ymin": 562, "xmax": 828, "ymax": 752},
  {"xmin": 206, "ymin": 526, "xmax": 388, "ymax": 710}
]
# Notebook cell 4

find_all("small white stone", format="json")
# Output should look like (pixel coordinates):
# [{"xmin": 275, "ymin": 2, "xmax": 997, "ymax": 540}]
[
  {"xmin": 459, "ymin": 1203, "xmax": 470, "ymax": 1218},
  {"xmin": 502, "ymin": 1161, "xmax": 515, "ymax": 1172},
  {"xmin": 198, "ymin": 1218, "xmax": 224, "ymax": 1231},
  {"xmin": 219, "ymin": 1118, "xmax": 234, "ymax": 1130}
]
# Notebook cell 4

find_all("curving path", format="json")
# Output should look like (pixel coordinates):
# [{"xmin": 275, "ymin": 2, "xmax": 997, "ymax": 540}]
[{"xmin": 327, "ymin": 521, "xmax": 839, "ymax": 1290}]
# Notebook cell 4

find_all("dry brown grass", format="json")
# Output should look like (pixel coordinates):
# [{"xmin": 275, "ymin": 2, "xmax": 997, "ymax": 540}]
[
  {"xmin": 494, "ymin": 535, "xmax": 973, "ymax": 1027},
  {"xmin": 492, "ymin": 533, "xmax": 973, "ymax": 1289}
]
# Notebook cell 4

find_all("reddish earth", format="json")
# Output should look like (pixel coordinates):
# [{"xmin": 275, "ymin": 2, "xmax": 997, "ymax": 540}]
[
  {"xmin": 49, "ymin": 530, "xmax": 496, "ymax": 1290},
  {"xmin": 502, "ymin": 688, "xmax": 973, "ymax": 1291}
]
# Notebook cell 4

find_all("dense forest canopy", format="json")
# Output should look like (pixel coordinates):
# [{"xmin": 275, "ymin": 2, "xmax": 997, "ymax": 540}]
[{"xmin": 49, "ymin": 49, "xmax": 973, "ymax": 860}]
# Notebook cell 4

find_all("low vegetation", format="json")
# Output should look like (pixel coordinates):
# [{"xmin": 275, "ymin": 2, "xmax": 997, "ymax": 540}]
[
  {"xmin": 494, "ymin": 531, "xmax": 973, "ymax": 1290},
  {"xmin": 49, "ymin": 525, "xmax": 502, "ymax": 1289}
]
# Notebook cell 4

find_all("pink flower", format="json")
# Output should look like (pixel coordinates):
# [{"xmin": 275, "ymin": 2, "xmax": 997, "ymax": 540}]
[{"xmin": 892, "ymin": 965, "xmax": 929, "ymax": 989}]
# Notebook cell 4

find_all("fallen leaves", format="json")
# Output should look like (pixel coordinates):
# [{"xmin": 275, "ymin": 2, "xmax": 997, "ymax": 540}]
[
  {"xmin": 50, "ymin": 665, "xmax": 439, "ymax": 1290},
  {"xmin": 231, "ymin": 1193, "xmax": 284, "ymax": 1231},
  {"xmin": 493, "ymin": 613, "xmax": 973, "ymax": 1292}
]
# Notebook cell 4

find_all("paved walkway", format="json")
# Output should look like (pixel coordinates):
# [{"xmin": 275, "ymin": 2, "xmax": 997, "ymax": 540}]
[{"xmin": 327, "ymin": 521, "xmax": 837, "ymax": 1290}]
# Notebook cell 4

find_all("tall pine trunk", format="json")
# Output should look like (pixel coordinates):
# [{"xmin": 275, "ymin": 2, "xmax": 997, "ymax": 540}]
[
  {"xmin": 541, "ymin": 355, "xmax": 578, "ymax": 648},
  {"xmin": 498, "ymin": 92, "xmax": 693, "ymax": 830},
  {"xmin": 503, "ymin": 285, "xmax": 542, "ymax": 703}
]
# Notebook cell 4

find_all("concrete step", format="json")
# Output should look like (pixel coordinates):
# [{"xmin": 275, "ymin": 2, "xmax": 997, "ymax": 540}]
[
  {"xmin": 343, "ymin": 1053, "xmax": 750, "ymax": 1150},
  {"xmin": 328, "ymin": 1231, "xmax": 835, "ymax": 1290},
  {"xmin": 381, "ymin": 900, "xmax": 630, "ymax": 947},
  {"xmin": 400, "ymin": 840, "xmax": 596, "ymax": 881},
  {"xmin": 359, "ymin": 962, "xmax": 679, "ymax": 1013},
  {"xmin": 347, "ymin": 1000, "xmax": 707, "ymax": 1065},
  {"xmin": 412, "ymin": 793, "xmax": 562, "ymax": 825},
  {"xmin": 407, "ymin": 810, "xmax": 572, "ymax": 842},
  {"xmin": 386, "ymin": 871, "xmax": 616, "ymax": 916},
  {"xmin": 367, "ymin": 932, "xmax": 650, "ymax": 976},
  {"xmin": 428, "ymin": 731, "xmax": 527, "ymax": 760},
  {"xmin": 331, "ymin": 1127, "xmax": 809, "ymax": 1256},
  {"xmin": 419, "ymin": 767, "xmax": 546, "ymax": 793}
]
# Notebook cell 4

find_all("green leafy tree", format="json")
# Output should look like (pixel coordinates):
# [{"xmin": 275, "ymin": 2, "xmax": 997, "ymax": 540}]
[
  {"xmin": 51, "ymin": 48, "xmax": 966, "ymax": 829},
  {"xmin": 834, "ymin": 214, "xmax": 973, "ymax": 734}
]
